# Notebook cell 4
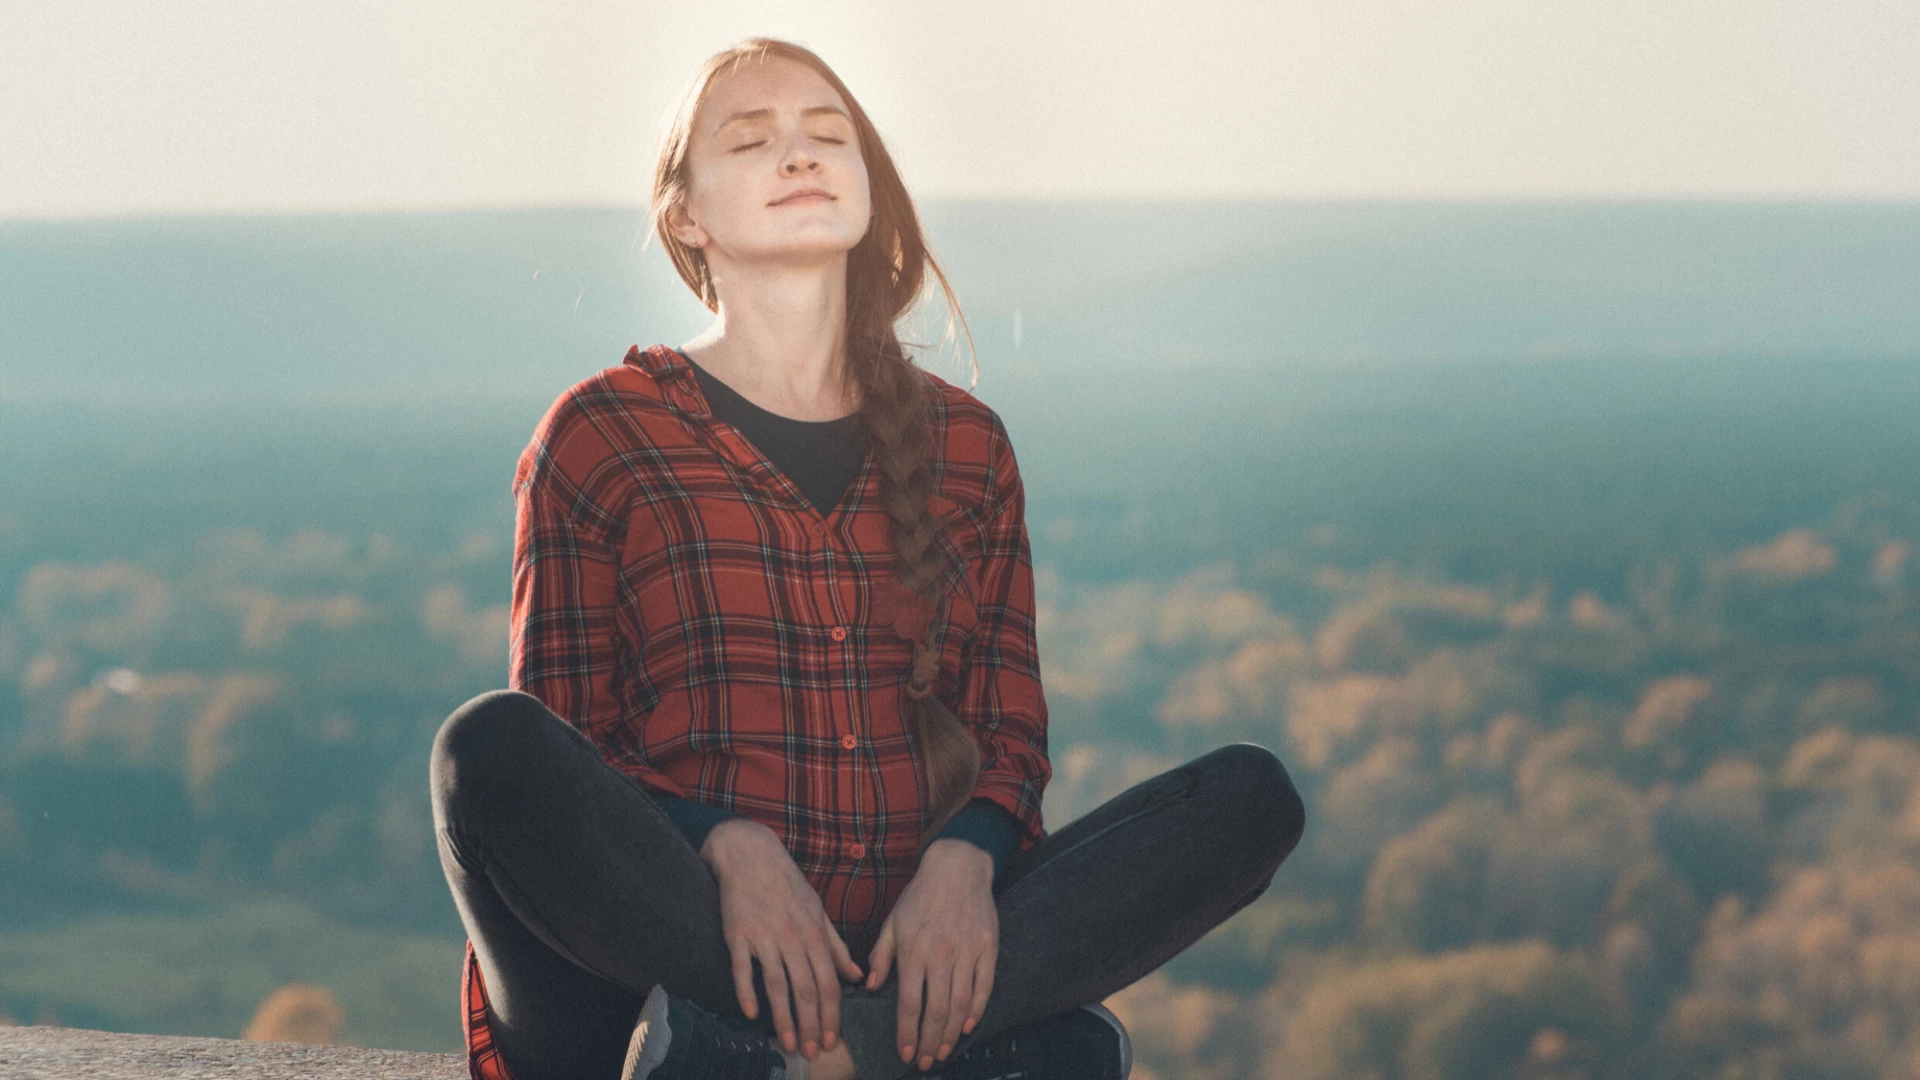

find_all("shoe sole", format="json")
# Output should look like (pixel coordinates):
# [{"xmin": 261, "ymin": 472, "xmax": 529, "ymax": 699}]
[
  {"xmin": 622, "ymin": 983, "xmax": 673, "ymax": 1080},
  {"xmin": 1080, "ymin": 1002, "xmax": 1132, "ymax": 1079}
]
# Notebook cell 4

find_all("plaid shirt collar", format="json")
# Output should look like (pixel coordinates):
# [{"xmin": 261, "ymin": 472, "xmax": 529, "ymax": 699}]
[{"xmin": 623, "ymin": 343, "xmax": 714, "ymax": 418}]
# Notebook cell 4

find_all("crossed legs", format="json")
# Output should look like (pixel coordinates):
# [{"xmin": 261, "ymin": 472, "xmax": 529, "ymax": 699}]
[{"xmin": 431, "ymin": 689, "xmax": 1305, "ymax": 1080}]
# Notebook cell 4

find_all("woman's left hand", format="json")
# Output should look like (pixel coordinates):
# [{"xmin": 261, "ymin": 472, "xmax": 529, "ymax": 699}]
[{"xmin": 864, "ymin": 838, "xmax": 998, "ymax": 1072}]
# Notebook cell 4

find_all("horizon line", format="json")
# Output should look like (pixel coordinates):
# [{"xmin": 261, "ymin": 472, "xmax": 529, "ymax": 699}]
[{"xmin": 8, "ymin": 192, "xmax": 1920, "ymax": 227}]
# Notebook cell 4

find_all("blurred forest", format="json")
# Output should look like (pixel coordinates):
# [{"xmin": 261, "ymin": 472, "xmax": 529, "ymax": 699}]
[{"xmin": 2, "ymin": 204, "xmax": 1918, "ymax": 1079}]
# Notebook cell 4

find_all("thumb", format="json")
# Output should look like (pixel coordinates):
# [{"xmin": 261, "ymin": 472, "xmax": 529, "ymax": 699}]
[{"xmin": 866, "ymin": 917, "xmax": 895, "ymax": 990}]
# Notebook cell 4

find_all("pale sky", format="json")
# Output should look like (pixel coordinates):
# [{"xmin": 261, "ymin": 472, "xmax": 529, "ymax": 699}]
[{"xmin": 4, "ymin": 0, "xmax": 1918, "ymax": 221}]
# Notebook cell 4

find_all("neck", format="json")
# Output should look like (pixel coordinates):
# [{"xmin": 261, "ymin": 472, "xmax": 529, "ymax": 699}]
[{"xmin": 681, "ymin": 254, "xmax": 858, "ymax": 421}]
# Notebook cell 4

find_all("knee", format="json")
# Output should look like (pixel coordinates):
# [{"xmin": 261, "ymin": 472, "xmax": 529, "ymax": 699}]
[
  {"xmin": 429, "ymin": 689, "xmax": 560, "ymax": 811},
  {"xmin": 1196, "ymin": 742, "xmax": 1307, "ymax": 870}
]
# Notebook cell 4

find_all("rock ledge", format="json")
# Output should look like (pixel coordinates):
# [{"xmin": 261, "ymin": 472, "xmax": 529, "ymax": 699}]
[{"xmin": 0, "ymin": 1025, "xmax": 465, "ymax": 1079}]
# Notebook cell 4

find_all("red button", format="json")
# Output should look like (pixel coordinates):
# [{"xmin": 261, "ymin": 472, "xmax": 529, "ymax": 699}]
[
  {"xmin": 829, "ymin": 625, "xmax": 847, "ymax": 641},
  {"xmin": 849, "ymin": 842, "xmax": 866, "ymax": 859},
  {"xmin": 811, "ymin": 521, "xmax": 828, "ymax": 537},
  {"xmin": 840, "ymin": 733, "xmax": 858, "ymax": 750}
]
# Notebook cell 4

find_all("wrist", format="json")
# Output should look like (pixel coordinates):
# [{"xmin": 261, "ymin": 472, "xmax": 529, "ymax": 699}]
[
  {"xmin": 924, "ymin": 837, "xmax": 995, "ymax": 877},
  {"xmin": 701, "ymin": 817, "xmax": 770, "ymax": 870}
]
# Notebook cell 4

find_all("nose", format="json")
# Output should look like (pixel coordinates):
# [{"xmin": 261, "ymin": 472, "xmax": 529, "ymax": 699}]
[{"xmin": 780, "ymin": 133, "xmax": 821, "ymax": 175}]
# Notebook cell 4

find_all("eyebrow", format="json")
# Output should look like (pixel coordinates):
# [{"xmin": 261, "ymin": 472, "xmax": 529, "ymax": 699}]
[{"xmin": 715, "ymin": 105, "xmax": 852, "ymax": 133}]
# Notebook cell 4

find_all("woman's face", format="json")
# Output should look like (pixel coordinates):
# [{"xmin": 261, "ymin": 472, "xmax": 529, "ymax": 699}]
[{"xmin": 672, "ymin": 56, "xmax": 873, "ymax": 271}]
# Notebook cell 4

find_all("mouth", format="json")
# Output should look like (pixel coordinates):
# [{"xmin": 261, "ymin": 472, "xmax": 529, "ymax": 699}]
[{"xmin": 771, "ymin": 189, "xmax": 835, "ymax": 206}]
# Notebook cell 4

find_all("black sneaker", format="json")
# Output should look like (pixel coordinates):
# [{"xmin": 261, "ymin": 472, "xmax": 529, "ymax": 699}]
[
  {"xmin": 929, "ymin": 1001, "xmax": 1132, "ymax": 1080},
  {"xmin": 622, "ymin": 982, "xmax": 793, "ymax": 1080}
]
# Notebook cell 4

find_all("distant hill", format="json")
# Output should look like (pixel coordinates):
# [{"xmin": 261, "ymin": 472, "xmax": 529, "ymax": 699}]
[{"xmin": 3, "ymin": 201, "xmax": 1916, "ymax": 410}]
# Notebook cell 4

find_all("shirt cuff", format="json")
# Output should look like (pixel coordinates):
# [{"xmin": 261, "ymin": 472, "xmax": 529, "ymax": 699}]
[
  {"xmin": 933, "ymin": 798, "xmax": 1020, "ymax": 883},
  {"xmin": 645, "ymin": 788, "xmax": 739, "ymax": 855}
]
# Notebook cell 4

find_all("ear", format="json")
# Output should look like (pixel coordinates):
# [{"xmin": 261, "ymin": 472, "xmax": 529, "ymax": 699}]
[{"xmin": 664, "ymin": 200, "xmax": 706, "ymax": 249}]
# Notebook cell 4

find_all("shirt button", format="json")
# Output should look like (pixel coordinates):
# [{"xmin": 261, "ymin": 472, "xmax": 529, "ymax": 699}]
[
  {"xmin": 840, "ymin": 733, "xmax": 858, "ymax": 750},
  {"xmin": 849, "ymin": 842, "xmax": 866, "ymax": 859},
  {"xmin": 811, "ymin": 521, "xmax": 828, "ymax": 537},
  {"xmin": 829, "ymin": 625, "xmax": 847, "ymax": 641}
]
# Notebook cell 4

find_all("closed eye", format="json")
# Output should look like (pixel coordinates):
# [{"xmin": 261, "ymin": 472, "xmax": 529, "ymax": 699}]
[{"xmin": 730, "ymin": 135, "xmax": 845, "ymax": 153}]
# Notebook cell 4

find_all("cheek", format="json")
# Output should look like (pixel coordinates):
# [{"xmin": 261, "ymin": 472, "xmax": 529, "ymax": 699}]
[
  {"xmin": 821, "ymin": 144, "xmax": 867, "ymax": 195},
  {"xmin": 841, "ymin": 169, "xmax": 874, "ymax": 223},
  {"xmin": 687, "ymin": 173, "xmax": 753, "ymax": 236}
]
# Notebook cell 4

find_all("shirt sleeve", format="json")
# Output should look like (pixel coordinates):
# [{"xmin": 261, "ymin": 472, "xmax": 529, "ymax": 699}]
[
  {"xmin": 950, "ymin": 416, "xmax": 1052, "ymax": 857},
  {"xmin": 508, "ymin": 396, "xmax": 691, "ymax": 798},
  {"xmin": 933, "ymin": 797, "xmax": 1020, "ymax": 882},
  {"xmin": 644, "ymin": 787, "xmax": 741, "ymax": 854}
]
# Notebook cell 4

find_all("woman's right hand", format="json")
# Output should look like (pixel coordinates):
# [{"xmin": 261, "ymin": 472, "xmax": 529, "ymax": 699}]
[{"xmin": 701, "ymin": 817, "xmax": 866, "ymax": 1061}]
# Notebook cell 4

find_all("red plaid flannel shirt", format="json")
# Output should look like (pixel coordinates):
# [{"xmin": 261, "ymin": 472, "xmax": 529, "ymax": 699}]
[{"xmin": 460, "ymin": 343, "xmax": 1051, "ymax": 1079}]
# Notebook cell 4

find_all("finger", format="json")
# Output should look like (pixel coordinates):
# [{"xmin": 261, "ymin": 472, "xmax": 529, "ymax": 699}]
[
  {"xmin": 937, "ymin": 956, "xmax": 973, "ymax": 1062},
  {"xmin": 867, "ymin": 919, "xmax": 895, "ymax": 990},
  {"xmin": 964, "ymin": 945, "xmax": 996, "ymax": 1037},
  {"xmin": 756, "ymin": 940, "xmax": 797, "ymax": 1054},
  {"xmin": 729, "ymin": 936, "xmax": 758, "ymax": 1020},
  {"xmin": 807, "ymin": 930, "xmax": 841, "ymax": 1055},
  {"xmin": 916, "ymin": 951, "xmax": 953, "ymax": 1071},
  {"xmin": 819, "ymin": 923, "xmax": 857, "ymax": 1052},
  {"xmin": 783, "ymin": 937, "xmax": 829, "ymax": 1053},
  {"xmin": 826, "ymin": 920, "xmax": 863, "ymax": 984},
  {"xmin": 782, "ymin": 939, "xmax": 823, "ymax": 1058},
  {"xmin": 896, "ymin": 951, "xmax": 925, "ymax": 1064}
]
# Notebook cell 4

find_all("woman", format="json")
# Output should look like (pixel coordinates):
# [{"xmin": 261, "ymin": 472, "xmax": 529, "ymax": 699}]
[{"xmin": 429, "ymin": 37, "xmax": 1306, "ymax": 1080}]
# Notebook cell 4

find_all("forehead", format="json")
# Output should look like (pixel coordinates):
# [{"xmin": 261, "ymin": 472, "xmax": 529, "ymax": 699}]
[{"xmin": 700, "ymin": 55, "xmax": 849, "ymax": 133}]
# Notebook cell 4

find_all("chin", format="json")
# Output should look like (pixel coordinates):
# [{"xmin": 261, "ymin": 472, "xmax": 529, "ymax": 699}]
[{"xmin": 751, "ymin": 228, "xmax": 869, "ymax": 262}]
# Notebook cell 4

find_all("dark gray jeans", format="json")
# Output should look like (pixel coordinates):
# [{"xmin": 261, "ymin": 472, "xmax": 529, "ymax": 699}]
[{"xmin": 430, "ymin": 689, "xmax": 1306, "ymax": 1080}]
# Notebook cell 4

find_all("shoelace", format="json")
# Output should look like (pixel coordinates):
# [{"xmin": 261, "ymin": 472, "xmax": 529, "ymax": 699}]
[
  {"xmin": 938, "ymin": 1007, "xmax": 1127, "ymax": 1080},
  {"xmin": 935, "ymin": 1033, "xmax": 1029, "ymax": 1080},
  {"xmin": 675, "ymin": 999, "xmax": 784, "ymax": 1080}
]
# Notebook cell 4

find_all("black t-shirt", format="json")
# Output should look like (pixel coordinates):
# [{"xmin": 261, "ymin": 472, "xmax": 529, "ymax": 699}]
[{"xmin": 685, "ymin": 352, "xmax": 870, "ymax": 516}]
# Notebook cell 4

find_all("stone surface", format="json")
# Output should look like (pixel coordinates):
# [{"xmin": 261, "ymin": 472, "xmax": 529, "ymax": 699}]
[{"xmin": 0, "ymin": 1025, "xmax": 466, "ymax": 1079}]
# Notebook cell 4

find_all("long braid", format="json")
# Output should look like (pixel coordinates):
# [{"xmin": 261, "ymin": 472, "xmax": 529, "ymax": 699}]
[{"xmin": 848, "ymin": 317, "xmax": 981, "ymax": 851}]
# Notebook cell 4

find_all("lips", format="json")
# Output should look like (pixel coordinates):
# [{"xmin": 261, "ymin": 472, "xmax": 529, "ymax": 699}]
[{"xmin": 772, "ymin": 188, "xmax": 834, "ymax": 205}]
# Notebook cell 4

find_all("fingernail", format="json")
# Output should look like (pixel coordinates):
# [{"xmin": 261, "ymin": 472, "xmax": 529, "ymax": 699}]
[
  {"xmin": 824, "ymin": 1031, "xmax": 836, "ymax": 1050},
  {"xmin": 963, "ymin": 1018, "xmax": 975, "ymax": 1034},
  {"xmin": 901, "ymin": 1045, "xmax": 914, "ymax": 1061},
  {"xmin": 920, "ymin": 1054, "xmax": 933, "ymax": 1070},
  {"xmin": 804, "ymin": 1040, "xmax": 817, "ymax": 1057},
  {"xmin": 939, "ymin": 1043, "xmax": 951, "ymax": 1059},
  {"xmin": 783, "ymin": 1033, "xmax": 795, "ymax": 1051}
]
